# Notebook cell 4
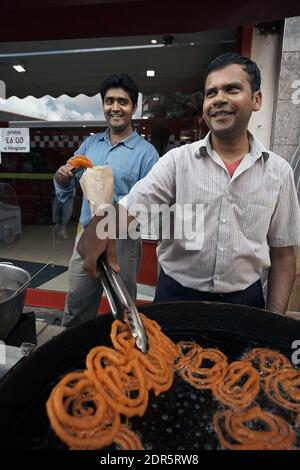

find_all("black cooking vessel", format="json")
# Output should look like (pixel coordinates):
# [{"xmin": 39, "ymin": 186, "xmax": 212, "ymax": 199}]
[{"xmin": 0, "ymin": 301, "xmax": 299, "ymax": 450}]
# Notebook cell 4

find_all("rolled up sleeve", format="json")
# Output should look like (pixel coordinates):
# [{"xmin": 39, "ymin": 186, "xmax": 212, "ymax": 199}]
[{"xmin": 268, "ymin": 168, "xmax": 300, "ymax": 247}]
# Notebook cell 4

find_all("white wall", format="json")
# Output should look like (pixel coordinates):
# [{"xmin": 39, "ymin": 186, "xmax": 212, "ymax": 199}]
[
  {"xmin": 248, "ymin": 26, "xmax": 281, "ymax": 150},
  {"xmin": 0, "ymin": 81, "xmax": 5, "ymax": 99},
  {"xmin": 272, "ymin": 17, "xmax": 300, "ymax": 161}
]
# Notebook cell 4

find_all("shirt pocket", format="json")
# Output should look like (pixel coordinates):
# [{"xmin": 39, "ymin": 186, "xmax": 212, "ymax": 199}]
[{"xmin": 241, "ymin": 202, "xmax": 274, "ymax": 243}]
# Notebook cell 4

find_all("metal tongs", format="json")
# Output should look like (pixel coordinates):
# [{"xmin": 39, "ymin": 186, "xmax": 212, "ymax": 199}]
[{"xmin": 98, "ymin": 258, "xmax": 149, "ymax": 354}]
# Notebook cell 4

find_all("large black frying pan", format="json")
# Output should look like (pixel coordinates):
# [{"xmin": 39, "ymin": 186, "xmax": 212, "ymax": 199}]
[{"xmin": 0, "ymin": 301, "xmax": 299, "ymax": 450}]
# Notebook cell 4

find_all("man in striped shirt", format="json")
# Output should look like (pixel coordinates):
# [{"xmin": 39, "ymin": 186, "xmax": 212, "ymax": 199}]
[{"xmin": 77, "ymin": 53, "xmax": 300, "ymax": 314}]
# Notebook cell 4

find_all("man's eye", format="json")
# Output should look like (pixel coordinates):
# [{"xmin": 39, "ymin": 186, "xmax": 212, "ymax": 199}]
[
  {"xmin": 206, "ymin": 91, "xmax": 215, "ymax": 98},
  {"xmin": 106, "ymin": 99, "xmax": 113, "ymax": 104},
  {"xmin": 120, "ymin": 99, "xmax": 128, "ymax": 105}
]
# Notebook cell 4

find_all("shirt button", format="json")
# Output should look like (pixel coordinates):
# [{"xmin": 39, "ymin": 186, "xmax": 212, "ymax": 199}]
[
  {"xmin": 221, "ymin": 218, "xmax": 227, "ymax": 224},
  {"xmin": 219, "ymin": 247, "xmax": 225, "ymax": 253}
]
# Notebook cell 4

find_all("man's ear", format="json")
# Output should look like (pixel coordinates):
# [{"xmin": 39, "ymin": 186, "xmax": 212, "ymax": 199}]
[{"xmin": 253, "ymin": 90, "xmax": 262, "ymax": 112}]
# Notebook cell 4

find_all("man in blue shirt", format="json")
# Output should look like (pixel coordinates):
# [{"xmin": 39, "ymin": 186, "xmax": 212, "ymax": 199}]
[{"xmin": 54, "ymin": 73, "xmax": 159, "ymax": 327}]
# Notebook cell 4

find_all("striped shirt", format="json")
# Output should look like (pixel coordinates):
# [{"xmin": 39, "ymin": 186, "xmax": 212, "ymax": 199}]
[{"xmin": 120, "ymin": 132, "xmax": 300, "ymax": 293}]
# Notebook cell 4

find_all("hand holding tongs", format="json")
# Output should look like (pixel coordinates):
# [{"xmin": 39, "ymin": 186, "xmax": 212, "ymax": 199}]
[{"xmin": 98, "ymin": 258, "xmax": 149, "ymax": 354}]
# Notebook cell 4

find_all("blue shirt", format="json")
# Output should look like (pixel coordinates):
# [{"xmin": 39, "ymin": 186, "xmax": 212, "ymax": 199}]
[{"xmin": 54, "ymin": 129, "xmax": 159, "ymax": 227}]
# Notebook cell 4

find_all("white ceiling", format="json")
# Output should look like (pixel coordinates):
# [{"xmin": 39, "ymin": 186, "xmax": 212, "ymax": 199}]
[{"xmin": 0, "ymin": 29, "xmax": 235, "ymax": 98}]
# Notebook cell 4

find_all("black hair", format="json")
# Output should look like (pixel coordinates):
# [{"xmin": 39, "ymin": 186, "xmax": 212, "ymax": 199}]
[
  {"xmin": 205, "ymin": 52, "xmax": 261, "ymax": 93},
  {"xmin": 100, "ymin": 73, "xmax": 139, "ymax": 106}
]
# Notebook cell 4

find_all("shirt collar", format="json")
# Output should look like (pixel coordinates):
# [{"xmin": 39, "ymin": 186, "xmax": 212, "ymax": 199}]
[
  {"xmin": 195, "ymin": 130, "xmax": 269, "ymax": 161},
  {"xmin": 98, "ymin": 128, "xmax": 138, "ymax": 149}
]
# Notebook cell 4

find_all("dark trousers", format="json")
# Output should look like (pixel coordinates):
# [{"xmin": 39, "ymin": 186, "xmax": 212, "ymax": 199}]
[{"xmin": 154, "ymin": 270, "xmax": 265, "ymax": 309}]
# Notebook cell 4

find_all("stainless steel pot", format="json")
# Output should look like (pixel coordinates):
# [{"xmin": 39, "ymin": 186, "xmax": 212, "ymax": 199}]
[{"xmin": 0, "ymin": 263, "xmax": 31, "ymax": 339}]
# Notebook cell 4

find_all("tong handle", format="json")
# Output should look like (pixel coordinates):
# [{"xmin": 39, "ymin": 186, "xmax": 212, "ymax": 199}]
[
  {"xmin": 108, "ymin": 269, "xmax": 149, "ymax": 354},
  {"xmin": 99, "ymin": 258, "xmax": 149, "ymax": 354},
  {"xmin": 98, "ymin": 260, "xmax": 124, "ymax": 321}
]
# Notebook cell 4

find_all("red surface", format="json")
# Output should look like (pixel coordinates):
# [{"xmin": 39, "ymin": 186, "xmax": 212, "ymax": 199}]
[
  {"xmin": 25, "ymin": 288, "xmax": 150, "ymax": 313},
  {"xmin": 24, "ymin": 238, "xmax": 157, "ymax": 310},
  {"xmin": 236, "ymin": 24, "xmax": 253, "ymax": 58},
  {"xmin": 138, "ymin": 240, "xmax": 158, "ymax": 286},
  {"xmin": 25, "ymin": 288, "xmax": 66, "ymax": 310}
]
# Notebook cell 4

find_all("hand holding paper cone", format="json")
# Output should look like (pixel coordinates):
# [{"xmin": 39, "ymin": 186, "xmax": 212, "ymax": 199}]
[{"xmin": 80, "ymin": 166, "xmax": 114, "ymax": 216}]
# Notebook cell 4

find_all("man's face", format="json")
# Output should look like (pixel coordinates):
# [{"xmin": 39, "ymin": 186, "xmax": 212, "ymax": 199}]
[
  {"xmin": 202, "ymin": 64, "xmax": 262, "ymax": 139},
  {"xmin": 103, "ymin": 87, "xmax": 137, "ymax": 133}
]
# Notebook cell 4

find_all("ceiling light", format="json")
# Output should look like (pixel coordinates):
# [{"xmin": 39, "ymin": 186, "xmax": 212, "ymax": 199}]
[
  {"xmin": 13, "ymin": 65, "xmax": 26, "ymax": 73},
  {"xmin": 151, "ymin": 39, "xmax": 158, "ymax": 44},
  {"xmin": 153, "ymin": 96, "xmax": 160, "ymax": 101},
  {"xmin": 147, "ymin": 70, "xmax": 155, "ymax": 77}
]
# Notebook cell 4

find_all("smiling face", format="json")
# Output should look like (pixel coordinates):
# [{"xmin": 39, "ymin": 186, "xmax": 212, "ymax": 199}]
[
  {"xmin": 103, "ymin": 87, "xmax": 137, "ymax": 134},
  {"xmin": 203, "ymin": 64, "xmax": 262, "ymax": 140}
]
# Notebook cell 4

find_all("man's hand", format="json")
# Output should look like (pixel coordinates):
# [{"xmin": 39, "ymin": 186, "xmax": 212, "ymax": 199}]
[
  {"xmin": 76, "ymin": 216, "xmax": 120, "ymax": 278},
  {"xmin": 267, "ymin": 246, "xmax": 296, "ymax": 314},
  {"xmin": 55, "ymin": 163, "xmax": 75, "ymax": 185}
]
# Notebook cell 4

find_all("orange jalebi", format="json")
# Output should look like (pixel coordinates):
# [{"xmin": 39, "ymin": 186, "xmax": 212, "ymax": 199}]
[
  {"xmin": 113, "ymin": 424, "xmax": 144, "ymax": 450},
  {"xmin": 46, "ymin": 314, "xmax": 178, "ymax": 450},
  {"xmin": 140, "ymin": 313, "xmax": 179, "ymax": 365},
  {"xmin": 176, "ymin": 347, "xmax": 228, "ymax": 390},
  {"xmin": 175, "ymin": 341, "xmax": 203, "ymax": 371},
  {"xmin": 46, "ymin": 371, "xmax": 120, "ymax": 449},
  {"xmin": 212, "ymin": 361, "xmax": 259, "ymax": 409},
  {"xmin": 213, "ymin": 406, "xmax": 296, "ymax": 450},
  {"xmin": 67, "ymin": 155, "xmax": 93, "ymax": 169},
  {"xmin": 110, "ymin": 319, "xmax": 135, "ymax": 355},
  {"xmin": 110, "ymin": 316, "xmax": 175, "ymax": 395},
  {"xmin": 243, "ymin": 348, "xmax": 291, "ymax": 377},
  {"xmin": 85, "ymin": 346, "xmax": 148, "ymax": 417},
  {"xmin": 264, "ymin": 366, "xmax": 300, "ymax": 412},
  {"xmin": 134, "ymin": 347, "xmax": 174, "ymax": 396}
]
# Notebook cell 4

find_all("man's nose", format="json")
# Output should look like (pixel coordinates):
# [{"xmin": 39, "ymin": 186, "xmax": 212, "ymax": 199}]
[
  {"xmin": 112, "ymin": 101, "xmax": 120, "ymax": 111},
  {"xmin": 212, "ymin": 90, "xmax": 227, "ymax": 106}
]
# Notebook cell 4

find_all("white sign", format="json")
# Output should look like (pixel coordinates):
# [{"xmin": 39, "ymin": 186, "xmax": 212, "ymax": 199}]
[{"xmin": 0, "ymin": 128, "xmax": 30, "ymax": 152}]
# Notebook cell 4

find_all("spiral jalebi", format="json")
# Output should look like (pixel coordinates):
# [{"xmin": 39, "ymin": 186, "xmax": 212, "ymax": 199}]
[{"xmin": 213, "ymin": 406, "xmax": 296, "ymax": 450}]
